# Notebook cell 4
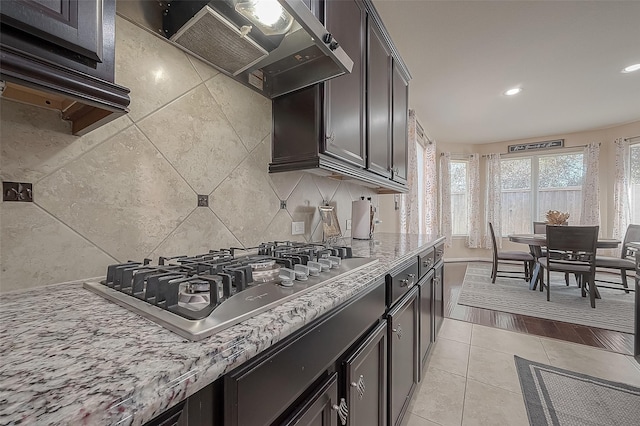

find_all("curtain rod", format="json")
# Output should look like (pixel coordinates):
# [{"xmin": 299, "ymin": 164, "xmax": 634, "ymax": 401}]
[
  {"xmin": 625, "ymin": 135, "xmax": 640, "ymax": 141},
  {"xmin": 480, "ymin": 142, "xmax": 601, "ymax": 157}
]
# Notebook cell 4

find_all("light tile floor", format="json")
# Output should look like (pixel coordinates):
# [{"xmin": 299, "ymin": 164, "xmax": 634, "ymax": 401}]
[{"xmin": 403, "ymin": 318, "xmax": 640, "ymax": 426}]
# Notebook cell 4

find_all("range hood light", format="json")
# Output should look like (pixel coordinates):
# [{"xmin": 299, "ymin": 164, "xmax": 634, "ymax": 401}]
[{"xmin": 234, "ymin": 0, "xmax": 294, "ymax": 35}]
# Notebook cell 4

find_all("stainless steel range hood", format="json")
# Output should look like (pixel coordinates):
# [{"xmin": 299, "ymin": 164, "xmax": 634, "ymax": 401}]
[{"xmin": 117, "ymin": 0, "xmax": 354, "ymax": 99}]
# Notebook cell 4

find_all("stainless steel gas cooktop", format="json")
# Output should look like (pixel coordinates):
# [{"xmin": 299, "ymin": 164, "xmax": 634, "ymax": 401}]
[{"xmin": 84, "ymin": 242, "xmax": 377, "ymax": 341}]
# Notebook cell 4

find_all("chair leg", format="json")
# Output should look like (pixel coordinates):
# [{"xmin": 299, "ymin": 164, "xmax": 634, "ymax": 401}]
[
  {"xmin": 523, "ymin": 262, "xmax": 529, "ymax": 281},
  {"xmin": 589, "ymin": 276, "xmax": 596, "ymax": 308},
  {"xmin": 580, "ymin": 275, "xmax": 586, "ymax": 297},
  {"xmin": 546, "ymin": 268, "xmax": 551, "ymax": 301},
  {"xmin": 491, "ymin": 260, "xmax": 497, "ymax": 284},
  {"xmin": 565, "ymin": 273, "xmax": 570, "ymax": 286},
  {"xmin": 621, "ymin": 270, "xmax": 630, "ymax": 294}
]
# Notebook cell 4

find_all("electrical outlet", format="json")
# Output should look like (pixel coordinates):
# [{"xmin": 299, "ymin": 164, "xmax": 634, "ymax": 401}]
[
  {"xmin": 346, "ymin": 219, "xmax": 352, "ymax": 230},
  {"xmin": 3, "ymin": 182, "xmax": 33, "ymax": 202},
  {"xmin": 291, "ymin": 221, "xmax": 305, "ymax": 235}
]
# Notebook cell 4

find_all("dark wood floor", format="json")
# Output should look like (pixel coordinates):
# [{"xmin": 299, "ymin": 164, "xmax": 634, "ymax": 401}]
[{"xmin": 444, "ymin": 262, "xmax": 635, "ymax": 355}]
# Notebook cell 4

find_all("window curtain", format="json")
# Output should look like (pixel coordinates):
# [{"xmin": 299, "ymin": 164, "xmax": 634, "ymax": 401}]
[
  {"xmin": 484, "ymin": 153, "xmax": 502, "ymax": 249},
  {"xmin": 580, "ymin": 142, "xmax": 601, "ymax": 227},
  {"xmin": 440, "ymin": 153, "xmax": 452, "ymax": 247},
  {"xmin": 612, "ymin": 138, "xmax": 630, "ymax": 248},
  {"xmin": 400, "ymin": 110, "xmax": 419, "ymax": 235},
  {"xmin": 467, "ymin": 154, "xmax": 481, "ymax": 248},
  {"xmin": 423, "ymin": 140, "xmax": 438, "ymax": 236}
]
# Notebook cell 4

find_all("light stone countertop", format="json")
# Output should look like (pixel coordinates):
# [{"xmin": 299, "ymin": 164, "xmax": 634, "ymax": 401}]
[{"xmin": 0, "ymin": 233, "xmax": 443, "ymax": 426}]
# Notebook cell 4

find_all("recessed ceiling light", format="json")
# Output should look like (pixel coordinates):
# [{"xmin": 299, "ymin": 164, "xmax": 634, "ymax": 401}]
[
  {"xmin": 621, "ymin": 64, "xmax": 640, "ymax": 73},
  {"xmin": 504, "ymin": 87, "xmax": 522, "ymax": 96}
]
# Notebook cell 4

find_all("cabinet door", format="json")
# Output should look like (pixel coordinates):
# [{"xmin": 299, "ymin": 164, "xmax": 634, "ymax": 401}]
[
  {"xmin": 419, "ymin": 272, "xmax": 434, "ymax": 371},
  {"xmin": 343, "ymin": 321, "xmax": 387, "ymax": 426},
  {"xmin": 366, "ymin": 18, "xmax": 392, "ymax": 178},
  {"xmin": 0, "ymin": 0, "xmax": 103, "ymax": 62},
  {"xmin": 391, "ymin": 62, "xmax": 409, "ymax": 184},
  {"xmin": 323, "ymin": 0, "xmax": 366, "ymax": 168},
  {"xmin": 282, "ymin": 373, "xmax": 339, "ymax": 426},
  {"xmin": 432, "ymin": 262, "xmax": 444, "ymax": 339},
  {"xmin": 388, "ymin": 287, "xmax": 419, "ymax": 426}
]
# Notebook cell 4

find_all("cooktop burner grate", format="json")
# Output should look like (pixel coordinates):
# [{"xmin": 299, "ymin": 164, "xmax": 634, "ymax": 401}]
[{"xmin": 84, "ymin": 241, "xmax": 377, "ymax": 341}]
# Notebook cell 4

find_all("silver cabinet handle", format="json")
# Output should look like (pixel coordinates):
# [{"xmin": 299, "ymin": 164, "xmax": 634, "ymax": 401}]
[
  {"xmin": 332, "ymin": 398, "xmax": 348, "ymax": 425},
  {"xmin": 423, "ymin": 258, "xmax": 434, "ymax": 268},
  {"xmin": 399, "ymin": 278, "xmax": 409, "ymax": 287},
  {"xmin": 392, "ymin": 324, "xmax": 403, "ymax": 339},
  {"xmin": 350, "ymin": 374, "xmax": 366, "ymax": 400}
]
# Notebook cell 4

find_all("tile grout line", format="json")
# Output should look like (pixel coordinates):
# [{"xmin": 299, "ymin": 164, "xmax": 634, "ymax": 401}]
[
  {"xmin": 31, "ymin": 202, "xmax": 119, "ymax": 263},
  {"xmin": 145, "ymin": 205, "xmax": 198, "ymax": 259}
]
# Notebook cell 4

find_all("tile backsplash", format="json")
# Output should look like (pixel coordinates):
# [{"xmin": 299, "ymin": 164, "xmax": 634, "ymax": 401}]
[{"xmin": 0, "ymin": 17, "xmax": 378, "ymax": 292}]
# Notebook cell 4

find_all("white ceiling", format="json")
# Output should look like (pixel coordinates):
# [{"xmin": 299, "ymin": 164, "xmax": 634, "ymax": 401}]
[{"xmin": 372, "ymin": 0, "xmax": 640, "ymax": 144}]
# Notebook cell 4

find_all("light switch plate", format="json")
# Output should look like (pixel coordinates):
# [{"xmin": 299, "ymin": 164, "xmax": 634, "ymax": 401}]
[
  {"xmin": 346, "ymin": 219, "xmax": 352, "ymax": 230},
  {"xmin": 292, "ymin": 221, "xmax": 305, "ymax": 235}
]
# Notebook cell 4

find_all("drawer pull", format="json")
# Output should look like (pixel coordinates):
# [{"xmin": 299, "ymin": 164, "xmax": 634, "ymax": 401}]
[
  {"xmin": 423, "ymin": 258, "xmax": 434, "ymax": 268},
  {"xmin": 332, "ymin": 398, "xmax": 349, "ymax": 425},
  {"xmin": 392, "ymin": 324, "xmax": 403, "ymax": 339},
  {"xmin": 350, "ymin": 375, "xmax": 366, "ymax": 399},
  {"xmin": 399, "ymin": 278, "xmax": 409, "ymax": 287}
]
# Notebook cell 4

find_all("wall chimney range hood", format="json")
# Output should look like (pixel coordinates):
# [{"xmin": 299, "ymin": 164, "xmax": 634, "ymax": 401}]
[{"xmin": 117, "ymin": 0, "xmax": 354, "ymax": 98}]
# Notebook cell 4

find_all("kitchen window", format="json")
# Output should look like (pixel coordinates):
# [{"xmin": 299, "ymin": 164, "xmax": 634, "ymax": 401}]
[
  {"xmin": 501, "ymin": 152, "xmax": 584, "ymax": 234},
  {"xmin": 630, "ymin": 143, "xmax": 640, "ymax": 224},
  {"xmin": 450, "ymin": 160, "xmax": 469, "ymax": 235}
]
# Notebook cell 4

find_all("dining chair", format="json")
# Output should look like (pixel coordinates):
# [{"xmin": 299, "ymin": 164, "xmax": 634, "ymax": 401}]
[
  {"xmin": 594, "ymin": 224, "xmax": 640, "ymax": 293},
  {"xmin": 537, "ymin": 225, "xmax": 599, "ymax": 308},
  {"xmin": 489, "ymin": 222, "xmax": 534, "ymax": 283},
  {"xmin": 533, "ymin": 221, "xmax": 572, "ymax": 287}
]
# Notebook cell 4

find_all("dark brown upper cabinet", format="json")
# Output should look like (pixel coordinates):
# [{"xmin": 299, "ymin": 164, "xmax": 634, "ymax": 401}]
[
  {"xmin": 270, "ymin": 0, "xmax": 410, "ymax": 193},
  {"xmin": 367, "ymin": 18, "xmax": 392, "ymax": 178},
  {"xmin": 392, "ymin": 61, "xmax": 410, "ymax": 185},
  {"xmin": 322, "ymin": 0, "xmax": 366, "ymax": 168},
  {"xmin": 0, "ymin": 0, "xmax": 130, "ymax": 135}
]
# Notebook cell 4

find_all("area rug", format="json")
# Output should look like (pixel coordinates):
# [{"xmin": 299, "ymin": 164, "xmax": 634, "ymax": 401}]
[
  {"xmin": 457, "ymin": 263, "xmax": 635, "ymax": 333},
  {"xmin": 515, "ymin": 356, "xmax": 640, "ymax": 426}
]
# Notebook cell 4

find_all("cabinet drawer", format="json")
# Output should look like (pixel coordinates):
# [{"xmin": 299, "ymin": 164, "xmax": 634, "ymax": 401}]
[
  {"xmin": 386, "ymin": 260, "xmax": 418, "ymax": 307},
  {"xmin": 418, "ymin": 247, "xmax": 435, "ymax": 278},
  {"xmin": 224, "ymin": 280, "xmax": 385, "ymax": 426},
  {"xmin": 434, "ymin": 242, "xmax": 445, "ymax": 264}
]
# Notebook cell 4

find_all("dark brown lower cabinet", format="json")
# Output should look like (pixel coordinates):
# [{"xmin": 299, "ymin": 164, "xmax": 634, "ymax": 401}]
[
  {"xmin": 343, "ymin": 321, "xmax": 387, "ymax": 426},
  {"xmin": 432, "ymin": 261, "xmax": 445, "ymax": 339},
  {"xmin": 283, "ymin": 373, "xmax": 340, "ymax": 426},
  {"xmin": 387, "ymin": 286, "xmax": 419, "ymax": 426},
  {"xmin": 418, "ymin": 269, "xmax": 435, "ymax": 370}
]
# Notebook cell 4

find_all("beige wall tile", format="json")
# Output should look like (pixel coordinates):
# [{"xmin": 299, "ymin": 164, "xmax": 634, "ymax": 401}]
[
  {"xmin": 329, "ymin": 183, "xmax": 354, "ymax": 238},
  {"xmin": 0, "ymin": 99, "xmax": 132, "ymax": 182},
  {"xmin": 186, "ymin": 55, "xmax": 220, "ymax": 82},
  {"xmin": 36, "ymin": 126, "xmax": 195, "ymax": 262},
  {"xmin": 210, "ymin": 156, "xmax": 280, "ymax": 247},
  {"xmin": 0, "ymin": 203, "xmax": 114, "ymax": 291},
  {"xmin": 286, "ymin": 174, "xmax": 324, "ymax": 242},
  {"xmin": 137, "ymin": 85, "xmax": 248, "ymax": 194},
  {"xmin": 262, "ymin": 209, "xmax": 306, "ymax": 243},
  {"xmin": 249, "ymin": 137, "xmax": 304, "ymax": 201},
  {"xmin": 115, "ymin": 17, "xmax": 202, "ymax": 122},
  {"xmin": 205, "ymin": 75, "xmax": 271, "ymax": 152},
  {"xmin": 150, "ymin": 207, "xmax": 241, "ymax": 259}
]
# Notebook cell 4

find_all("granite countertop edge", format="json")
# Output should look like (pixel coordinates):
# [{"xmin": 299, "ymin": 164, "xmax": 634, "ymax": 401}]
[{"xmin": 0, "ymin": 234, "xmax": 444, "ymax": 426}]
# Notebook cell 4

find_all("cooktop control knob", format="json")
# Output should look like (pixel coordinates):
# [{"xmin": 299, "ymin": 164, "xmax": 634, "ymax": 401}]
[
  {"xmin": 318, "ymin": 259, "xmax": 332, "ymax": 271},
  {"xmin": 328, "ymin": 255, "xmax": 342, "ymax": 268},
  {"xmin": 307, "ymin": 261, "xmax": 321, "ymax": 276},
  {"xmin": 278, "ymin": 268, "xmax": 296, "ymax": 287},
  {"xmin": 294, "ymin": 264, "xmax": 309, "ymax": 281}
]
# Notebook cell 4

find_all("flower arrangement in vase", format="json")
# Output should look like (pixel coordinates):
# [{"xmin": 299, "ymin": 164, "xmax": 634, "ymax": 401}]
[{"xmin": 545, "ymin": 210, "xmax": 570, "ymax": 225}]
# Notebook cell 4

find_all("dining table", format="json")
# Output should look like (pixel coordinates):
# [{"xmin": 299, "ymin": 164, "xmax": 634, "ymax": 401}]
[{"xmin": 507, "ymin": 234, "xmax": 620, "ymax": 292}]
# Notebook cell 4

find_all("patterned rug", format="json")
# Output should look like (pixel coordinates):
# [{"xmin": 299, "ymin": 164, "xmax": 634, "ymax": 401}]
[
  {"xmin": 457, "ymin": 263, "xmax": 635, "ymax": 333},
  {"xmin": 515, "ymin": 356, "xmax": 640, "ymax": 426}
]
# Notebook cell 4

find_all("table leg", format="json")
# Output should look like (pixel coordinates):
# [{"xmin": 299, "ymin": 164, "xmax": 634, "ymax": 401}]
[{"xmin": 529, "ymin": 245, "xmax": 542, "ymax": 291}]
